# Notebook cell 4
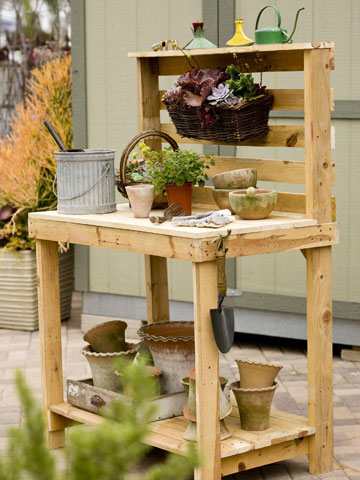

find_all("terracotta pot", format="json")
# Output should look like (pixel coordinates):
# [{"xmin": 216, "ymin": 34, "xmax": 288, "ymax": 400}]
[
  {"xmin": 166, "ymin": 183, "xmax": 192, "ymax": 215},
  {"xmin": 229, "ymin": 189, "xmax": 277, "ymax": 220},
  {"xmin": 81, "ymin": 342, "xmax": 139, "ymax": 392},
  {"xmin": 212, "ymin": 168, "xmax": 257, "ymax": 190},
  {"xmin": 116, "ymin": 365, "xmax": 163, "ymax": 395},
  {"xmin": 138, "ymin": 321, "xmax": 194, "ymax": 394},
  {"xmin": 236, "ymin": 359, "xmax": 283, "ymax": 389},
  {"xmin": 126, "ymin": 184, "xmax": 154, "ymax": 218},
  {"xmin": 181, "ymin": 370, "xmax": 232, "ymax": 441},
  {"xmin": 83, "ymin": 320, "xmax": 127, "ymax": 353},
  {"xmin": 230, "ymin": 381, "xmax": 278, "ymax": 431}
]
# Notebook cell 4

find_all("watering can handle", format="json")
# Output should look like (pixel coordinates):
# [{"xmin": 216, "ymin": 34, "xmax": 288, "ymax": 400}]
[{"xmin": 255, "ymin": 5, "xmax": 282, "ymax": 30}]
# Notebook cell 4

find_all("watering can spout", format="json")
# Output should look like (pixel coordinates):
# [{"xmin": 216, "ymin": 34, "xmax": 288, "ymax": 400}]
[{"xmin": 286, "ymin": 7, "xmax": 305, "ymax": 43}]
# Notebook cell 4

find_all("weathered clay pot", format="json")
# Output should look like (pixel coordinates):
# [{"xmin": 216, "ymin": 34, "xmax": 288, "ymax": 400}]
[
  {"xmin": 83, "ymin": 320, "xmax": 127, "ymax": 353},
  {"xmin": 138, "ymin": 322, "xmax": 195, "ymax": 394},
  {"xmin": 126, "ymin": 184, "xmax": 154, "ymax": 218},
  {"xmin": 116, "ymin": 365, "xmax": 163, "ymax": 395},
  {"xmin": 230, "ymin": 381, "xmax": 278, "ymax": 431},
  {"xmin": 82, "ymin": 342, "xmax": 139, "ymax": 392},
  {"xmin": 236, "ymin": 359, "xmax": 283, "ymax": 389},
  {"xmin": 211, "ymin": 188, "xmax": 236, "ymax": 213},
  {"xmin": 212, "ymin": 168, "xmax": 257, "ymax": 190},
  {"xmin": 182, "ymin": 370, "xmax": 232, "ymax": 441},
  {"xmin": 229, "ymin": 189, "xmax": 277, "ymax": 220}
]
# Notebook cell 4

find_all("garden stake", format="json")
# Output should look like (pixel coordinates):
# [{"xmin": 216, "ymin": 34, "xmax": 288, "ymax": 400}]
[{"xmin": 210, "ymin": 230, "xmax": 235, "ymax": 353}]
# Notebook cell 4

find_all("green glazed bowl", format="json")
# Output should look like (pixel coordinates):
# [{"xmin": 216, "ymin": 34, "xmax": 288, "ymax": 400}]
[{"xmin": 229, "ymin": 189, "xmax": 277, "ymax": 220}]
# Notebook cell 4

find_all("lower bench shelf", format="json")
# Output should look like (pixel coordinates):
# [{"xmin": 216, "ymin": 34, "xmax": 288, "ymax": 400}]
[{"xmin": 50, "ymin": 400, "xmax": 315, "ymax": 475}]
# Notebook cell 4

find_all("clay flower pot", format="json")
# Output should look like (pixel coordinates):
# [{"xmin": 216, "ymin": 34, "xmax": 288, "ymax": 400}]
[
  {"xmin": 83, "ymin": 320, "xmax": 127, "ymax": 353},
  {"xmin": 230, "ymin": 381, "xmax": 278, "ymax": 431},
  {"xmin": 182, "ymin": 370, "xmax": 232, "ymax": 441},
  {"xmin": 116, "ymin": 365, "xmax": 163, "ymax": 395},
  {"xmin": 211, "ymin": 188, "xmax": 236, "ymax": 213},
  {"xmin": 138, "ymin": 322, "xmax": 195, "ymax": 394},
  {"xmin": 82, "ymin": 342, "xmax": 139, "ymax": 392},
  {"xmin": 125, "ymin": 184, "xmax": 154, "ymax": 218},
  {"xmin": 212, "ymin": 168, "xmax": 257, "ymax": 190},
  {"xmin": 166, "ymin": 183, "xmax": 192, "ymax": 216},
  {"xmin": 229, "ymin": 188, "xmax": 277, "ymax": 220},
  {"xmin": 236, "ymin": 359, "xmax": 283, "ymax": 389}
]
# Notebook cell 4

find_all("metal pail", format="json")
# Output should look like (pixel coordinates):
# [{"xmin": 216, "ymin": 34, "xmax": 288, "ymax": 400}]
[{"xmin": 54, "ymin": 150, "xmax": 116, "ymax": 214}]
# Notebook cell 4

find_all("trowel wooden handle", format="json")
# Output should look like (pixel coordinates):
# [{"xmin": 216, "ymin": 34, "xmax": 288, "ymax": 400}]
[{"xmin": 216, "ymin": 251, "xmax": 227, "ymax": 297}]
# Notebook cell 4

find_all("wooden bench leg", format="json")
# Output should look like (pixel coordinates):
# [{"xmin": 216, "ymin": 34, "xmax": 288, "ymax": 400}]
[
  {"xmin": 36, "ymin": 239, "xmax": 67, "ymax": 448},
  {"xmin": 306, "ymin": 246, "xmax": 333, "ymax": 473},
  {"xmin": 192, "ymin": 261, "xmax": 221, "ymax": 480},
  {"xmin": 144, "ymin": 255, "xmax": 170, "ymax": 323}
]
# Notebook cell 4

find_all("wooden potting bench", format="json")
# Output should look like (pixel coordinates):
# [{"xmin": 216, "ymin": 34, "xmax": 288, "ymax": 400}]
[{"xmin": 29, "ymin": 43, "xmax": 337, "ymax": 480}]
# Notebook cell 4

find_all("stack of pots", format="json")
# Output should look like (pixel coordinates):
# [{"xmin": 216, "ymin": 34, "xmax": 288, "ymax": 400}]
[
  {"xmin": 230, "ymin": 359, "xmax": 283, "ymax": 431},
  {"xmin": 138, "ymin": 322, "xmax": 195, "ymax": 394},
  {"xmin": 211, "ymin": 168, "xmax": 257, "ymax": 213},
  {"xmin": 82, "ymin": 320, "xmax": 139, "ymax": 393}
]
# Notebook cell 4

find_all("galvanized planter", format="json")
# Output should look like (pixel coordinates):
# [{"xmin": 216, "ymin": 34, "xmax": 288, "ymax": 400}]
[
  {"xmin": 0, "ymin": 248, "xmax": 74, "ymax": 331},
  {"xmin": 55, "ymin": 149, "xmax": 116, "ymax": 214}
]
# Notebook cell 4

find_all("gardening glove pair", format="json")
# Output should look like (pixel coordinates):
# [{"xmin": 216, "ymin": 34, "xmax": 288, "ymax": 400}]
[{"xmin": 171, "ymin": 209, "xmax": 233, "ymax": 228}]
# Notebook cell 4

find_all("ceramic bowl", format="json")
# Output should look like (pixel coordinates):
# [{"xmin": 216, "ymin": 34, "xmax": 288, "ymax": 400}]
[
  {"xmin": 212, "ymin": 168, "xmax": 257, "ymax": 190},
  {"xmin": 229, "ymin": 189, "xmax": 277, "ymax": 220},
  {"xmin": 211, "ymin": 188, "xmax": 236, "ymax": 213}
]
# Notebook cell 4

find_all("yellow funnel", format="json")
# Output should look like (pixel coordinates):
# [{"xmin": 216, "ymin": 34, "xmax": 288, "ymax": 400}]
[{"xmin": 226, "ymin": 19, "xmax": 253, "ymax": 46}]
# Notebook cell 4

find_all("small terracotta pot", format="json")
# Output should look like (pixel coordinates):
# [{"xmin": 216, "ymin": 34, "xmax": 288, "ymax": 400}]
[
  {"xmin": 116, "ymin": 365, "xmax": 163, "ymax": 395},
  {"xmin": 230, "ymin": 381, "xmax": 278, "ymax": 431},
  {"xmin": 166, "ymin": 183, "xmax": 192, "ymax": 215},
  {"xmin": 126, "ymin": 184, "xmax": 154, "ymax": 218},
  {"xmin": 229, "ymin": 189, "xmax": 277, "ymax": 220},
  {"xmin": 138, "ymin": 322, "xmax": 195, "ymax": 394},
  {"xmin": 212, "ymin": 168, "xmax": 257, "ymax": 190},
  {"xmin": 83, "ymin": 320, "xmax": 127, "ymax": 353},
  {"xmin": 236, "ymin": 359, "xmax": 283, "ymax": 389},
  {"xmin": 82, "ymin": 342, "xmax": 139, "ymax": 392}
]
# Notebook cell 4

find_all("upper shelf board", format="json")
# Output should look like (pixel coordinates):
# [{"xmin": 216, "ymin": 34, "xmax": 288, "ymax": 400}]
[{"xmin": 128, "ymin": 42, "xmax": 334, "ymax": 58}]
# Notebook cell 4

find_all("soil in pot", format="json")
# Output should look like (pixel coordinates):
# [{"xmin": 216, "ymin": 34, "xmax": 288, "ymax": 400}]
[
  {"xmin": 138, "ymin": 321, "xmax": 195, "ymax": 394},
  {"xmin": 166, "ymin": 183, "xmax": 192, "ymax": 216}
]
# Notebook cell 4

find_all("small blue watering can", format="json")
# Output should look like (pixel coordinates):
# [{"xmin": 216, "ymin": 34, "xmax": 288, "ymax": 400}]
[{"xmin": 255, "ymin": 5, "xmax": 305, "ymax": 44}]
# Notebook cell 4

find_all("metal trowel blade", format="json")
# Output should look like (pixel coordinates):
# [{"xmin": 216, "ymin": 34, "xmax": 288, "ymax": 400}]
[{"xmin": 210, "ymin": 306, "xmax": 235, "ymax": 354}]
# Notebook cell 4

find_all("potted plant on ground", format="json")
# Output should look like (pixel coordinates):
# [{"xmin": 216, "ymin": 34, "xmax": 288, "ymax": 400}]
[
  {"xmin": 0, "ymin": 55, "xmax": 74, "ymax": 331},
  {"xmin": 139, "ymin": 142, "xmax": 214, "ymax": 215}
]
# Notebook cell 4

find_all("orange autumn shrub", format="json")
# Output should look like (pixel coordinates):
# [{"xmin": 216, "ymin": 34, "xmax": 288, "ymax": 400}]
[{"xmin": 0, "ymin": 55, "xmax": 72, "ymax": 250}]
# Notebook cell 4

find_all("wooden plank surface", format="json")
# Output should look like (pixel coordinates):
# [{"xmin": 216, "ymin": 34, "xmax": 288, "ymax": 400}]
[
  {"xmin": 36, "ymin": 240, "xmax": 66, "ymax": 449},
  {"xmin": 193, "ymin": 261, "xmax": 220, "ymax": 479},
  {"xmin": 304, "ymin": 48, "xmax": 332, "ymax": 223},
  {"xmin": 144, "ymin": 255, "xmax": 170, "ymax": 323},
  {"xmin": 306, "ymin": 246, "xmax": 333, "ymax": 474},
  {"xmin": 128, "ymin": 42, "xmax": 334, "ymax": 58},
  {"xmin": 160, "ymin": 123, "xmax": 305, "ymax": 148}
]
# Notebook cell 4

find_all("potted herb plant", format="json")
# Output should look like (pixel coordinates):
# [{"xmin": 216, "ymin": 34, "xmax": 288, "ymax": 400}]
[
  {"xmin": 0, "ymin": 55, "xmax": 74, "ymax": 331},
  {"xmin": 139, "ymin": 142, "xmax": 214, "ymax": 215}
]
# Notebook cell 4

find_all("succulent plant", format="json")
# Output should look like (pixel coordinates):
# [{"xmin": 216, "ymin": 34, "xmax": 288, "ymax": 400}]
[{"xmin": 207, "ymin": 83, "xmax": 243, "ymax": 107}]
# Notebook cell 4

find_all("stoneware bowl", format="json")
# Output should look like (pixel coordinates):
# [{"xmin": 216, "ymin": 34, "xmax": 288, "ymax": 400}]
[
  {"xmin": 229, "ymin": 188, "xmax": 277, "ymax": 220},
  {"xmin": 212, "ymin": 168, "xmax": 257, "ymax": 190},
  {"xmin": 211, "ymin": 188, "xmax": 236, "ymax": 213}
]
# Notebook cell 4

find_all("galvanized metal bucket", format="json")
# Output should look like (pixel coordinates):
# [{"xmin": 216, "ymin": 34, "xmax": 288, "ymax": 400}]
[{"xmin": 54, "ymin": 149, "xmax": 116, "ymax": 214}]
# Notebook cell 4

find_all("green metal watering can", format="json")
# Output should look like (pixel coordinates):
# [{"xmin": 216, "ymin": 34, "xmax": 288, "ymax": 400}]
[{"xmin": 255, "ymin": 5, "xmax": 304, "ymax": 45}]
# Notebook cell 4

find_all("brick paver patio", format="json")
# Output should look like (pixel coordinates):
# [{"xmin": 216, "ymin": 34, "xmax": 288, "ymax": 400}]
[{"xmin": 0, "ymin": 292, "xmax": 359, "ymax": 479}]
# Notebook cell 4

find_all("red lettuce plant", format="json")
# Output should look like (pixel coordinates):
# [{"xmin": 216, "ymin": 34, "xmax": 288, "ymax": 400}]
[{"xmin": 176, "ymin": 68, "xmax": 227, "ymax": 107}]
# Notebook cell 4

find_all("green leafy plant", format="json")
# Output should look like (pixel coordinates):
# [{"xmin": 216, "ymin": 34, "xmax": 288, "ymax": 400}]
[
  {"xmin": 0, "ymin": 360, "xmax": 200, "ymax": 480},
  {"xmin": 136, "ymin": 143, "xmax": 214, "ymax": 196},
  {"xmin": 225, "ymin": 64, "xmax": 266, "ymax": 101}
]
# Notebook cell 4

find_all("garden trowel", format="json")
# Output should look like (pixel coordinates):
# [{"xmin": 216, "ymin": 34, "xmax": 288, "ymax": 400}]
[{"xmin": 210, "ymin": 232, "xmax": 234, "ymax": 354}]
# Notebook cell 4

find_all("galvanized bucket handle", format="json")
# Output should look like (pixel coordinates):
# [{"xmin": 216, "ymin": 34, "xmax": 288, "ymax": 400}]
[
  {"xmin": 255, "ymin": 5, "xmax": 282, "ymax": 30},
  {"xmin": 53, "ymin": 162, "xmax": 112, "ymax": 201}
]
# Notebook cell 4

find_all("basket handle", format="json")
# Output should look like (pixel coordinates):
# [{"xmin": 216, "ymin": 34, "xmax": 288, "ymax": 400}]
[
  {"xmin": 117, "ymin": 129, "xmax": 179, "ymax": 198},
  {"xmin": 53, "ymin": 162, "xmax": 112, "ymax": 201}
]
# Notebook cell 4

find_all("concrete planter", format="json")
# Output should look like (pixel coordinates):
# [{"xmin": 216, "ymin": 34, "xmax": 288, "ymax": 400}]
[{"xmin": 0, "ymin": 248, "xmax": 74, "ymax": 330}]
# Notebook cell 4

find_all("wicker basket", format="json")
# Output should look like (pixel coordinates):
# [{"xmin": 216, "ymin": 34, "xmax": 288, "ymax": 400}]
[
  {"xmin": 165, "ymin": 94, "xmax": 273, "ymax": 144},
  {"xmin": 116, "ymin": 130, "xmax": 179, "ymax": 208}
]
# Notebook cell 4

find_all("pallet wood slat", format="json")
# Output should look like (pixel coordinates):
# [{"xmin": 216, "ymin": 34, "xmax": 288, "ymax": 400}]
[{"xmin": 160, "ymin": 89, "xmax": 335, "ymax": 112}]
